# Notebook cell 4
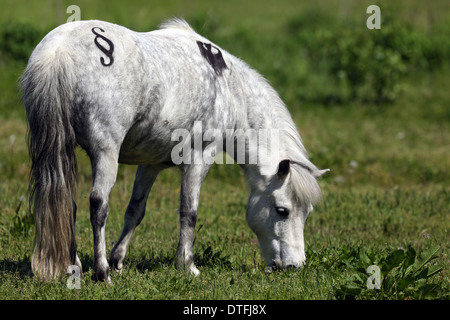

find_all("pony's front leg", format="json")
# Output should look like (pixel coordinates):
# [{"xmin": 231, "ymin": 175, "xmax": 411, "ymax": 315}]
[
  {"xmin": 177, "ymin": 162, "xmax": 211, "ymax": 276},
  {"xmin": 89, "ymin": 152, "xmax": 119, "ymax": 282}
]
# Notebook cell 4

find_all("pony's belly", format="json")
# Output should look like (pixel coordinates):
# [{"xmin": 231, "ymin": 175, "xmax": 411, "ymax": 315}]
[
  {"xmin": 117, "ymin": 151, "xmax": 162, "ymax": 165},
  {"xmin": 118, "ymin": 142, "xmax": 173, "ymax": 165},
  {"xmin": 118, "ymin": 129, "xmax": 175, "ymax": 165}
]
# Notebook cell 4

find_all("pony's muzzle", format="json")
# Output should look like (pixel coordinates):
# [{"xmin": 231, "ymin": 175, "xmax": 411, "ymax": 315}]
[{"xmin": 271, "ymin": 261, "xmax": 301, "ymax": 272}]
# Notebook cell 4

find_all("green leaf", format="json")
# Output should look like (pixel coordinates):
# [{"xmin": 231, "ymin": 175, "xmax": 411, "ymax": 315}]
[
  {"xmin": 359, "ymin": 249, "xmax": 371, "ymax": 266},
  {"xmin": 424, "ymin": 265, "xmax": 443, "ymax": 279},
  {"xmin": 341, "ymin": 259, "xmax": 356, "ymax": 269},
  {"xmin": 382, "ymin": 248, "xmax": 405, "ymax": 274},
  {"xmin": 415, "ymin": 278, "xmax": 427, "ymax": 288},
  {"xmin": 402, "ymin": 246, "xmax": 417, "ymax": 276},
  {"xmin": 383, "ymin": 275, "xmax": 395, "ymax": 292},
  {"xmin": 403, "ymin": 247, "xmax": 416, "ymax": 267},
  {"xmin": 338, "ymin": 284, "xmax": 362, "ymax": 296},
  {"xmin": 352, "ymin": 272, "xmax": 366, "ymax": 285},
  {"xmin": 412, "ymin": 246, "xmax": 440, "ymax": 276},
  {"xmin": 416, "ymin": 284, "xmax": 443, "ymax": 299},
  {"xmin": 397, "ymin": 276, "xmax": 415, "ymax": 291}
]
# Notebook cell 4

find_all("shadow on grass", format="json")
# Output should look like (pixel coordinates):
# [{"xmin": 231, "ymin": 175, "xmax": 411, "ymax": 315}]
[
  {"xmin": 111, "ymin": 245, "xmax": 249, "ymax": 274},
  {"xmin": 0, "ymin": 243, "xmax": 255, "ymax": 282},
  {"xmin": 0, "ymin": 256, "xmax": 33, "ymax": 279}
]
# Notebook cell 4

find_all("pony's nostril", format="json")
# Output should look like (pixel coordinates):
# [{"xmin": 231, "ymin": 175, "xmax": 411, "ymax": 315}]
[
  {"xmin": 286, "ymin": 264, "xmax": 298, "ymax": 271},
  {"xmin": 273, "ymin": 262, "xmax": 298, "ymax": 271}
]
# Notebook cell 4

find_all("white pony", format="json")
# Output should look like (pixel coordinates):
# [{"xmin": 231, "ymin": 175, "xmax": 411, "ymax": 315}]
[{"xmin": 21, "ymin": 18, "xmax": 328, "ymax": 281}]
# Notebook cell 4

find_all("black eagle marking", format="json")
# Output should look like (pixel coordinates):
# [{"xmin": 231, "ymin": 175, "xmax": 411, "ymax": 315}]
[{"xmin": 196, "ymin": 41, "xmax": 227, "ymax": 76}]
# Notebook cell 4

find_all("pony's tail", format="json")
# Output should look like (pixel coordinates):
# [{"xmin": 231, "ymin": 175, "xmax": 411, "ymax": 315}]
[{"xmin": 21, "ymin": 48, "xmax": 78, "ymax": 280}]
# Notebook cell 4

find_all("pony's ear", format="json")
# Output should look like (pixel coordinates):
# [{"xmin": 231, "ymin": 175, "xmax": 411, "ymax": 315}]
[
  {"xmin": 277, "ymin": 159, "xmax": 291, "ymax": 178},
  {"xmin": 313, "ymin": 168, "xmax": 330, "ymax": 178}
]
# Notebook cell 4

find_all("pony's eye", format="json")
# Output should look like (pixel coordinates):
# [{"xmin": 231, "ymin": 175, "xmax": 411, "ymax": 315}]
[{"xmin": 276, "ymin": 207, "xmax": 289, "ymax": 217}]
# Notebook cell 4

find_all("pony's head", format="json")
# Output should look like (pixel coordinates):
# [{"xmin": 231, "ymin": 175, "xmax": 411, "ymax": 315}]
[{"xmin": 246, "ymin": 159, "xmax": 328, "ymax": 271}]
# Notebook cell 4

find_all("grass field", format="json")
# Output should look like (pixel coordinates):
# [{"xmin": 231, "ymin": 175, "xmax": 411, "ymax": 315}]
[{"xmin": 0, "ymin": 0, "xmax": 449, "ymax": 300}]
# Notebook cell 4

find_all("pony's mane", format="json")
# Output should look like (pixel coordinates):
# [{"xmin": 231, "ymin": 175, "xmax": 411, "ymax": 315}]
[
  {"xmin": 158, "ymin": 18, "xmax": 196, "ymax": 32},
  {"xmin": 289, "ymin": 162, "xmax": 323, "ymax": 205},
  {"xmin": 267, "ymin": 87, "xmax": 323, "ymax": 205}
]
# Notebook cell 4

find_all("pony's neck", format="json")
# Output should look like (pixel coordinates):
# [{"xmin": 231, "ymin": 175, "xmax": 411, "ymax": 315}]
[
  {"xmin": 230, "ymin": 60, "xmax": 310, "ymax": 186},
  {"xmin": 237, "ymin": 90, "xmax": 289, "ymax": 181}
]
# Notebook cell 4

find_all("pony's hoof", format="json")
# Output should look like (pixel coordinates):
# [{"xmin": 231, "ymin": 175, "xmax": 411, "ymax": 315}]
[
  {"xmin": 92, "ymin": 267, "xmax": 111, "ymax": 283},
  {"xmin": 109, "ymin": 259, "xmax": 123, "ymax": 274},
  {"xmin": 189, "ymin": 265, "xmax": 200, "ymax": 276},
  {"xmin": 109, "ymin": 248, "xmax": 125, "ymax": 274},
  {"xmin": 112, "ymin": 266, "xmax": 123, "ymax": 274},
  {"xmin": 91, "ymin": 274, "xmax": 112, "ymax": 283}
]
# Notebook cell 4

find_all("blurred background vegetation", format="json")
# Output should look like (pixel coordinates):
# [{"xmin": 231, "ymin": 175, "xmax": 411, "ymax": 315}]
[
  {"xmin": 0, "ymin": 0, "xmax": 448, "ymax": 299},
  {"xmin": 1, "ymin": 0, "xmax": 449, "ymax": 107}
]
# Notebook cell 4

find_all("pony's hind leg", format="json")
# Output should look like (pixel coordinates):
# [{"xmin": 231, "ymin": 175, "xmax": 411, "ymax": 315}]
[
  {"xmin": 89, "ymin": 151, "xmax": 119, "ymax": 282},
  {"xmin": 109, "ymin": 165, "xmax": 161, "ymax": 272}
]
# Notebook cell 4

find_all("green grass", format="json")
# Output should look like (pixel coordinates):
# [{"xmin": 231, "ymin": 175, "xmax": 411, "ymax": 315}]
[{"xmin": 0, "ymin": 0, "xmax": 449, "ymax": 300}]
